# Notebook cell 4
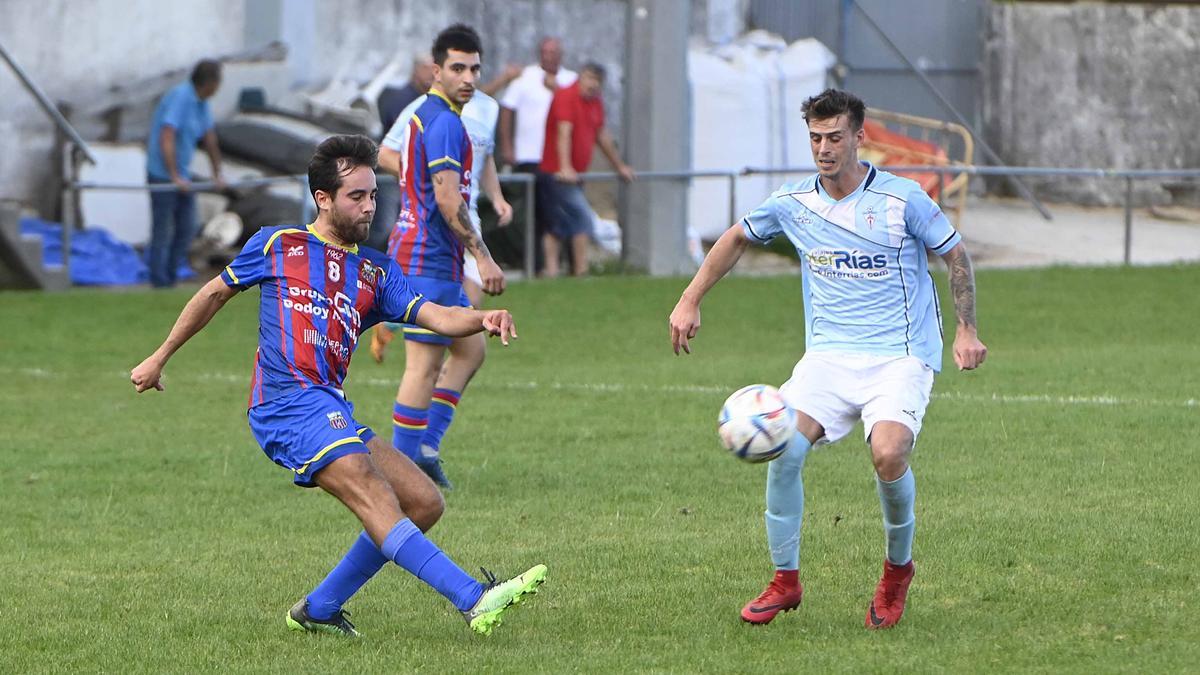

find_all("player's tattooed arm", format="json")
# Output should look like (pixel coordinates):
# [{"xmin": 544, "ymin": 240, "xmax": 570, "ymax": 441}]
[
  {"xmin": 945, "ymin": 243, "xmax": 977, "ymax": 329},
  {"xmin": 942, "ymin": 242, "xmax": 987, "ymax": 370},
  {"xmin": 433, "ymin": 172, "xmax": 493, "ymax": 259}
]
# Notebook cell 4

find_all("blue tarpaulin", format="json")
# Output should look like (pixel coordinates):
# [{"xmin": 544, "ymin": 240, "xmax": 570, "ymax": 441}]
[{"xmin": 19, "ymin": 218, "xmax": 193, "ymax": 286}]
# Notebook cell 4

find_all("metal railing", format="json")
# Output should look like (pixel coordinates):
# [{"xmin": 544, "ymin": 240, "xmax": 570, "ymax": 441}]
[{"xmin": 68, "ymin": 164, "xmax": 1200, "ymax": 280}]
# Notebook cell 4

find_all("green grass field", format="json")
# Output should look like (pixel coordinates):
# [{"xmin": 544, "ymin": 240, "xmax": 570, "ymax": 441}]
[{"xmin": 2, "ymin": 265, "xmax": 1198, "ymax": 673}]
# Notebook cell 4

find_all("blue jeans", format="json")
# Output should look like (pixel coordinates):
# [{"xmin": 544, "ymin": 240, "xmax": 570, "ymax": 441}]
[
  {"xmin": 540, "ymin": 177, "xmax": 593, "ymax": 239},
  {"xmin": 147, "ymin": 174, "xmax": 197, "ymax": 287}
]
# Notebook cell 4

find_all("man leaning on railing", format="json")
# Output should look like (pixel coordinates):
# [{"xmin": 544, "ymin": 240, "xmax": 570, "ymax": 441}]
[{"xmin": 145, "ymin": 59, "xmax": 226, "ymax": 288}]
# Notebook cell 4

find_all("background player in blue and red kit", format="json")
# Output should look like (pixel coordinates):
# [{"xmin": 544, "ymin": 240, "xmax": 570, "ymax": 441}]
[
  {"xmin": 385, "ymin": 24, "xmax": 505, "ymax": 488},
  {"xmin": 131, "ymin": 135, "xmax": 546, "ymax": 637}
]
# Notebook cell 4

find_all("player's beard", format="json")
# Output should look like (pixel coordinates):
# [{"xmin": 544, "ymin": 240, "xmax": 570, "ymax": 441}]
[{"xmin": 330, "ymin": 207, "xmax": 370, "ymax": 245}]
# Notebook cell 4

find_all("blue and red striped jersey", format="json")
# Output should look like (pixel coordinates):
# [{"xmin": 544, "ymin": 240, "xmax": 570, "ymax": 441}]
[
  {"xmin": 387, "ymin": 88, "xmax": 473, "ymax": 282},
  {"xmin": 221, "ymin": 224, "xmax": 427, "ymax": 407}
]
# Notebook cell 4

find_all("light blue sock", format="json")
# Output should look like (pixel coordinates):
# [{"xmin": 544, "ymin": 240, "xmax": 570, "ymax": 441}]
[
  {"xmin": 876, "ymin": 467, "xmax": 916, "ymax": 565},
  {"xmin": 380, "ymin": 519, "xmax": 483, "ymax": 611},
  {"xmin": 392, "ymin": 403, "xmax": 428, "ymax": 462},
  {"xmin": 764, "ymin": 434, "xmax": 812, "ymax": 570},
  {"xmin": 306, "ymin": 531, "xmax": 388, "ymax": 620}
]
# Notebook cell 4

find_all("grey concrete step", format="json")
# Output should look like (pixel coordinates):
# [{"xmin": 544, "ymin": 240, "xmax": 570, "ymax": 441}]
[{"xmin": 0, "ymin": 203, "xmax": 70, "ymax": 290}]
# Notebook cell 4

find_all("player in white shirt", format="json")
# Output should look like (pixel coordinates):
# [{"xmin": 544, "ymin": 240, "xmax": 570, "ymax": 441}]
[
  {"xmin": 669, "ymin": 89, "xmax": 987, "ymax": 630},
  {"xmin": 497, "ymin": 37, "xmax": 578, "ymax": 168},
  {"xmin": 370, "ymin": 88, "xmax": 513, "ymax": 489}
]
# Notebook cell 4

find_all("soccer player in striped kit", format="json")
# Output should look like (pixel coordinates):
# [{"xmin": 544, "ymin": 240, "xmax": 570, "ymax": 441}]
[
  {"xmin": 384, "ymin": 24, "xmax": 507, "ymax": 489},
  {"xmin": 669, "ymin": 89, "xmax": 987, "ymax": 629},
  {"xmin": 131, "ymin": 134, "xmax": 546, "ymax": 637}
]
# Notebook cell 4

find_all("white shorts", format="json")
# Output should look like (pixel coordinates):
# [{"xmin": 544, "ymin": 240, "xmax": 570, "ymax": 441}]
[
  {"xmin": 778, "ymin": 351, "xmax": 934, "ymax": 446},
  {"xmin": 463, "ymin": 252, "xmax": 481, "ymax": 287},
  {"xmin": 462, "ymin": 210, "xmax": 483, "ymax": 287}
]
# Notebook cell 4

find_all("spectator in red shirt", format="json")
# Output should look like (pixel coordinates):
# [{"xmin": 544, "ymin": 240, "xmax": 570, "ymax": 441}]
[{"xmin": 538, "ymin": 63, "xmax": 634, "ymax": 277}]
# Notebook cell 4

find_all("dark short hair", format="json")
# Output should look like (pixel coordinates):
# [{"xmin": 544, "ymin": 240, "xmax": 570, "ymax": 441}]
[
  {"xmin": 801, "ymin": 88, "xmax": 866, "ymax": 130},
  {"xmin": 581, "ymin": 62, "xmax": 607, "ymax": 81},
  {"xmin": 308, "ymin": 135, "xmax": 378, "ymax": 204},
  {"xmin": 190, "ymin": 59, "xmax": 222, "ymax": 88},
  {"xmin": 432, "ymin": 23, "xmax": 482, "ymax": 65}
]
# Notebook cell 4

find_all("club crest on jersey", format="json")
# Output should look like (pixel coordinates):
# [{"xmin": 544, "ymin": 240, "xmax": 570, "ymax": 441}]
[
  {"xmin": 359, "ymin": 263, "xmax": 378, "ymax": 285},
  {"xmin": 327, "ymin": 411, "xmax": 349, "ymax": 430},
  {"xmin": 287, "ymin": 245, "xmax": 305, "ymax": 257},
  {"xmin": 864, "ymin": 207, "xmax": 877, "ymax": 228}
]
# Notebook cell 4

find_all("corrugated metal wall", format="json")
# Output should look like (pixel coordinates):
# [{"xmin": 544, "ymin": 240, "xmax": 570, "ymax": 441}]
[{"xmin": 748, "ymin": 0, "xmax": 983, "ymax": 127}]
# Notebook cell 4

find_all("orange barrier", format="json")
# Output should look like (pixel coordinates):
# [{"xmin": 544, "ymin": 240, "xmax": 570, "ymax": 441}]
[{"xmin": 858, "ymin": 110, "xmax": 973, "ymax": 227}]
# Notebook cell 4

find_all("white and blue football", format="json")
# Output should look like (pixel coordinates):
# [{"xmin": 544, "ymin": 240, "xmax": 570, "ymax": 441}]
[{"xmin": 718, "ymin": 384, "xmax": 796, "ymax": 463}]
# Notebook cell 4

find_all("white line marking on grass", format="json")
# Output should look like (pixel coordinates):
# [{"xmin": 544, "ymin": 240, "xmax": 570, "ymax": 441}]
[{"xmin": 5, "ymin": 366, "xmax": 1195, "ymax": 410}]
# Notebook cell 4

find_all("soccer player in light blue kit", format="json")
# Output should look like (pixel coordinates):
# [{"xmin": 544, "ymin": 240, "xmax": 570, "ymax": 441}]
[
  {"xmin": 669, "ymin": 89, "xmax": 987, "ymax": 629},
  {"xmin": 131, "ymin": 135, "xmax": 546, "ymax": 637}
]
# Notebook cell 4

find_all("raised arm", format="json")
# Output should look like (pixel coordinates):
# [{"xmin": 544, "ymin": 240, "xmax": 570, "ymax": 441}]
[
  {"xmin": 131, "ymin": 276, "xmax": 239, "ymax": 392},
  {"xmin": 668, "ymin": 224, "xmax": 752, "ymax": 355},
  {"xmin": 378, "ymin": 145, "xmax": 401, "ymax": 177},
  {"xmin": 940, "ymin": 242, "xmax": 988, "ymax": 370},
  {"xmin": 433, "ymin": 170, "xmax": 505, "ymax": 295},
  {"xmin": 497, "ymin": 107, "xmax": 516, "ymax": 168}
]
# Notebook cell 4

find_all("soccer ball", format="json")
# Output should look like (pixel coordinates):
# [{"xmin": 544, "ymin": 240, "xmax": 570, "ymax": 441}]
[{"xmin": 718, "ymin": 384, "xmax": 796, "ymax": 463}]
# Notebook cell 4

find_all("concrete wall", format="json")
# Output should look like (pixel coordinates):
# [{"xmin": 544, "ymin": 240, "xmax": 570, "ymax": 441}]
[
  {"xmin": 983, "ymin": 2, "xmax": 1200, "ymax": 205},
  {"xmin": 1, "ymin": 0, "xmax": 724, "ymax": 219},
  {"xmin": 0, "ymin": 0, "xmax": 246, "ymax": 215}
]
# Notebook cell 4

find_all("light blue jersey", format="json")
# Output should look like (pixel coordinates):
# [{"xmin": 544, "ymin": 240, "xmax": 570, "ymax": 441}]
[{"xmin": 742, "ymin": 162, "xmax": 960, "ymax": 372}]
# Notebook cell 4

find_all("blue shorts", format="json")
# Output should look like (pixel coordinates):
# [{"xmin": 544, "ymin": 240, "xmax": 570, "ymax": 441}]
[
  {"xmin": 248, "ymin": 386, "xmax": 376, "ymax": 488},
  {"xmin": 397, "ymin": 275, "xmax": 471, "ymax": 346}
]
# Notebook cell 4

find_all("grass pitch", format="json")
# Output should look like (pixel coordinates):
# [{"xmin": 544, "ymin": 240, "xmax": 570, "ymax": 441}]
[{"xmin": 1, "ymin": 265, "xmax": 1197, "ymax": 673}]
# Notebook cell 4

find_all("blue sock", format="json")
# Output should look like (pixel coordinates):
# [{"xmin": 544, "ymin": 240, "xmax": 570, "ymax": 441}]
[
  {"xmin": 420, "ymin": 388, "xmax": 461, "ymax": 458},
  {"xmin": 380, "ymin": 519, "xmax": 483, "ymax": 611},
  {"xmin": 306, "ymin": 531, "xmax": 388, "ymax": 620},
  {"xmin": 877, "ymin": 467, "xmax": 916, "ymax": 565},
  {"xmin": 764, "ymin": 434, "xmax": 812, "ymax": 570},
  {"xmin": 392, "ymin": 403, "xmax": 428, "ymax": 462}
]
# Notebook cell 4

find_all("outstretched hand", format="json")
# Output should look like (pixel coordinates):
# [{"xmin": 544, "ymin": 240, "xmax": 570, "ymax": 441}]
[
  {"xmin": 668, "ymin": 299, "xmax": 701, "ymax": 355},
  {"xmin": 481, "ymin": 309, "xmax": 517, "ymax": 346},
  {"xmin": 131, "ymin": 356, "xmax": 166, "ymax": 392}
]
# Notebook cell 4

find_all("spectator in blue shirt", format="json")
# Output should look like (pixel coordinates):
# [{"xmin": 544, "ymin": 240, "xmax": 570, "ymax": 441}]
[{"xmin": 146, "ymin": 59, "xmax": 225, "ymax": 288}]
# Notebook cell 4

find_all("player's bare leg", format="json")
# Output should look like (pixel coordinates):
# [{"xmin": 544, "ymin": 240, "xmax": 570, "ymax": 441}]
[
  {"xmin": 365, "ymin": 435, "xmax": 444, "ymax": 531},
  {"xmin": 865, "ymin": 420, "xmax": 917, "ymax": 629},
  {"xmin": 440, "ymin": 333, "xmax": 485, "ymax": 391},
  {"xmin": 463, "ymin": 277, "xmax": 484, "ymax": 308},
  {"xmin": 315, "ymin": 452, "xmax": 410, "ymax": 543},
  {"xmin": 570, "ymin": 233, "xmax": 590, "ymax": 276},
  {"xmin": 542, "ymin": 233, "xmax": 562, "ymax": 277},
  {"xmin": 306, "ymin": 451, "xmax": 539, "ymax": 635},
  {"xmin": 742, "ymin": 411, "xmax": 824, "ymax": 624},
  {"xmin": 411, "ymin": 333, "xmax": 486, "ymax": 490}
]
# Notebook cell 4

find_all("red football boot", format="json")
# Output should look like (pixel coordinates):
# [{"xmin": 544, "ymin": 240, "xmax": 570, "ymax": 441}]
[
  {"xmin": 865, "ymin": 559, "xmax": 915, "ymax": 629},
  {"xmin": 741, "ymin": 570, "xmax": 803, "ymax": 624}
]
